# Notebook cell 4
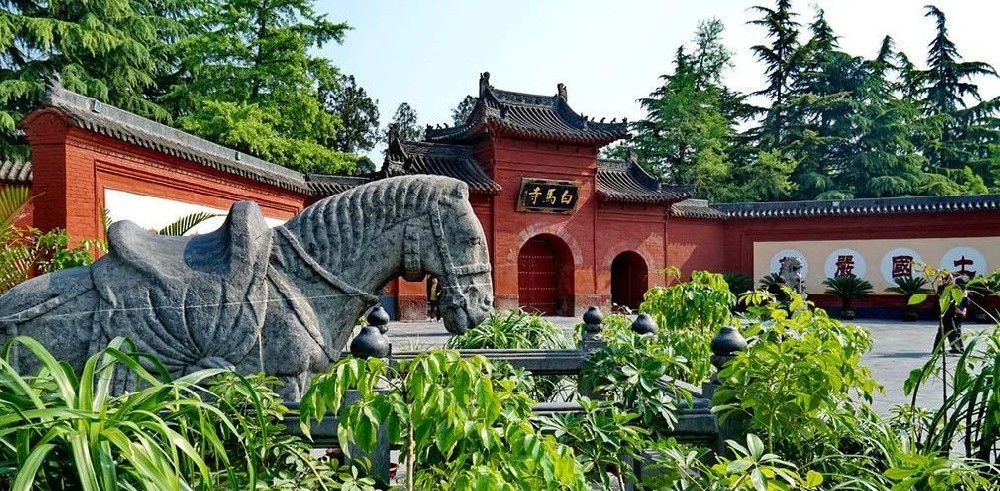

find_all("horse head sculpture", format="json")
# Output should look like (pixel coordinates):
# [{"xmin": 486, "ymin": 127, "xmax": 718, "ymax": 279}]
[{"xmin": 0, "ymin": 175, "xmax": 494, "ymax": 399}]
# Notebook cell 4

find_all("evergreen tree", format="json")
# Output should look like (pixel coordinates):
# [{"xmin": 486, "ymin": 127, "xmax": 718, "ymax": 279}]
[
  {"xmin": 321, "ymin": 74, "xmax": 380, "ymax": 154},
  {"xmin": 911, "ymin": 5, "xmax": 1000, "ymax": 192},
  {"xmin": 630, "ymin": 20, "xmax": 746, "ymax": 202},
  {"xmin": 748, "ymin": 0, "xmax": 802, "ymax": 150},
  {"xmin": 0, "ymin": 0, "xmax": 190, "ymax": 160},
  {"xmin": 387, "ymin": 102, "xmax": 422, "ymax": 142},
  {"xmin": 451, "ymin": 95, "xmax": 477, "ymax": 126},
  {"xmin": 163, "ymin": 0, "xmax": 358, "ymax": 174}
]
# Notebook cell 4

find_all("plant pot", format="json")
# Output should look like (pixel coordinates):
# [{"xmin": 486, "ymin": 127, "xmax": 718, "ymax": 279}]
[
  {"xmin": 840, "ymin": 308, "xmax": 856, "ymax": 320},
  {"xmin": 902, "ymin": 309, "xmax": 919, "ymax": 322}
]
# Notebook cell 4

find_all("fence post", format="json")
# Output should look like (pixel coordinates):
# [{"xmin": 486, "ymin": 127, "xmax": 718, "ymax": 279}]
[
  {"xmin": 704, "ymin": 324, "xmax": 748, "ymax": 455},
  {"xmin": 630, "ymin": 313, "xmax": 658, "ymax": 335},
  {"xmin": 345, "ymin": 306, "xmax": 392, "ymax": 486},
  {"xmin": 577, "ymin": 306, "xmax": 605, "ymax": 398}
]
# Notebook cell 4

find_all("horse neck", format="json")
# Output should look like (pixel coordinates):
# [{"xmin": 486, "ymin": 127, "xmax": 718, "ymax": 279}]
[{"xmin": 280, "ymin": 207, "xmax": 429, "ymax": 300}]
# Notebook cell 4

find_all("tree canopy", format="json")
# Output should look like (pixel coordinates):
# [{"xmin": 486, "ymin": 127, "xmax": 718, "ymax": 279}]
[
  {"xmin": 625, "ymin": 3, "xmax": 1000, "ymax": 202},
  {"xmin": 0, "ymin": 0, "xmax": 381, "ymax": 176}
]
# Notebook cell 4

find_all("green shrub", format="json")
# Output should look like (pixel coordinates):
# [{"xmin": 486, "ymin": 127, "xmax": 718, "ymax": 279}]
[
  {"xmin": 299, "ymin": 351, "xmax": 589, "ymax": 490},
  {"xmin": 722, "ymin": 271, "xmax": 754, "ymax": 296},
  {"xmin": 822, "ymin": 276, "xmax": 874, "ymax": 314},
  {"xmin": 444, "ymin": 309, "xmax": 570, "ymax": 350},
  {"xmin": 0, "ymin": 336, "xmax": 231, "ymax": 489},
  {"xmin": 446, "ymin": 309, "xmax": 573, "ymax": 402},
  {"xmin": 713, "ymin": 294, "xmax": 881, "ymax": 465}
]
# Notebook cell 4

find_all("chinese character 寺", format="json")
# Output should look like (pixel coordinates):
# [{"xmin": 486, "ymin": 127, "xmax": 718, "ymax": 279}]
[
  {"xmin": 560, "ymin": 190, "xmax": 574, "ymax": 205},
  {"xmin": 891, "ymin": 255, "xmax": 913, "ymax": 278},
  {"xmin": 545, "ymin": 188, "xmax": 557, "ymax": 204},
  {"xmin": 834, "ymin": 255, "xmax": 856, "ymax": 277},
  {"xmin": 527, "ymin": 187, "xmax": 542, "ymax": 205},
  {"xmin": 954, "ymin": 255, "xmax": 976, "ymax": 279}
]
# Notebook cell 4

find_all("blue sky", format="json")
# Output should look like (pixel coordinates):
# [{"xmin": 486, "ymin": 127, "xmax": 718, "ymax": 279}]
[{"xmin": 316, "ymin": 0, "xmax": 1000, "ymax": 158}]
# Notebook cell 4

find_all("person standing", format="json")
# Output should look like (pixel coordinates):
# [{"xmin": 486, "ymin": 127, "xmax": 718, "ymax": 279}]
[
  {"xmin": 427, "ymin": 277, "xmax": 441, "ymax": 322},
  {"xmin": 934, "ymin": 274, "xmax": 966, "ymax": 354}
]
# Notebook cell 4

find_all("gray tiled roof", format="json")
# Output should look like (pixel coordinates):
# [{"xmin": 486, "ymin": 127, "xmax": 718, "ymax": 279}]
[
  {"xmin": 670, "ymin": 194, "xmax": 1000, "ymax": 219},
  {"xmin": 670, "ymin": 199, "xmax": 727, "ymax": 219},
  {"xmin": 0, "ymin": 159, "xmax": 31, "ymax": 183},
  {"xmin": 377, "ymin": 132, "xmax": 501, "ymax": 195},
  {"xmin": 425, "ymin": 73, "xmax": 627, "ymax": 146},
  {"xmin": 305, "ymin": 175, "xmax": 371, "ymax": 196},
  {"xmin": 596, "ymin": 159, "xmax": 693, "ymax": 204},
  {"xmin": 32, "ymin": 79, "xmax": 312, "ymax": 194}
]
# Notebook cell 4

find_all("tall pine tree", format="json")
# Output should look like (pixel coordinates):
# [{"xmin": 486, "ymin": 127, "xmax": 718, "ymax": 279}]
[
  {"xmin": 0, "ymin": 0, "xmax": 190, "ymax": 160},
  {"xmin": 911, "ymin": 5, "xmax": 999, "ymax": 193}
]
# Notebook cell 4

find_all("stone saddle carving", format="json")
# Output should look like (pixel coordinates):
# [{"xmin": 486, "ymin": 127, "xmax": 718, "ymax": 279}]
[{"xmin": 0, "ymin": 175, "xmax": 494, "ymax": 399}]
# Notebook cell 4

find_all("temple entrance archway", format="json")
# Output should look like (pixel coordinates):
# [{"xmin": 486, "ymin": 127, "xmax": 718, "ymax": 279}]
[
  {"xmin": 517, "ymin": 234, "xmax": 575, "ymax": 315},
  {"xmin": 611, "ymin": 251, "xmax": 648, "ymax": 311}
]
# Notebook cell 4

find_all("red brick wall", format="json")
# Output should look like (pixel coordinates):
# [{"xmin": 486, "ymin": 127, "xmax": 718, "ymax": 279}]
[
  {"xmin": 22, "ymin": 108, "xmax": 306, "ymax": 247},
  {"xmin": 666, "ymin": 217, "xmax": 727, "ymax": 278},
  {"xmin": 486, "ymin": 137, "xmax": 600, "ymax": 316},
  {"xmin": 720, "ymin": 211, "xmax": 1000, "ymax": 310}
]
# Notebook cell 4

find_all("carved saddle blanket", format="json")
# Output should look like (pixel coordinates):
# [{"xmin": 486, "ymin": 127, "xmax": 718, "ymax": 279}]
[{"xmin": 89, "ymin": 201, "xmax": 273, "ymax": 373}]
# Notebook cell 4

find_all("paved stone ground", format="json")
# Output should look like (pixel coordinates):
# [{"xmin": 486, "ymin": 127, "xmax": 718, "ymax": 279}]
[{"xmin": 384, "ymin": 316, "xmax": 994, "ymax": 415}]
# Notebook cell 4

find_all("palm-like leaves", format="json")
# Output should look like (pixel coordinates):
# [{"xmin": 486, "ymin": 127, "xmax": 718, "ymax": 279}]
[
  {"xmin": 0, "ymin": 337, "xmax": 235, "ymax": 490},
  {"xmin": 156, "ymin": 212, "xmax": 221, "ymax": 236},
  {"xmin": 885, "ymin": 276, "xmax": 931, "ymax": 296},
  {"xmin": 823, "ymin": 276, "xmax": 874, "ymax": 311}
]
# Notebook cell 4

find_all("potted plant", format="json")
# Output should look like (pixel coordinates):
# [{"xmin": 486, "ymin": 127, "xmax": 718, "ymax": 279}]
[
  {"xmin": 885, "ymin": 277, "xmax": 931, "ymax": 321},
  {"xmin": 822, "ymin": 276, "xmax": 873, "ymax": 320}
]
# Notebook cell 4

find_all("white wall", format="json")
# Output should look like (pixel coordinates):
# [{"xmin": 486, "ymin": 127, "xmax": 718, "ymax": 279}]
[{"xmin": 103, "ymin": 189, "xmax": 287, "ymax": 236}]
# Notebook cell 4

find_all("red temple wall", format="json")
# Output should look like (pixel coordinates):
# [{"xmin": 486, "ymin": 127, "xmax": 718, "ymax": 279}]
[
  {"xmin": 22, "ymin": 110, "xmax": 306, "ymax": 247},
  {"xmin": 486, "ymin": 137, "xmax": 601, "ymax": 316},
  {"xmin": 666, "ymin": 218, "xmax": 727, "ymax": 278},
  {"xmin": 721, "ymin": 211, "xmax": 1000, "ymax": 310}
]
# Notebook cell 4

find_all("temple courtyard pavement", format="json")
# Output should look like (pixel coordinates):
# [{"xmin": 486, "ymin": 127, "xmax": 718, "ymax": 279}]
[{"xmin": 386, "ymin": 316, "xmax": 993, "ymax": 416}]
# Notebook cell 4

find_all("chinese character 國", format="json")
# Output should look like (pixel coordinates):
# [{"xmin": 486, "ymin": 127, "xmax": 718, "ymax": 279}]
[{"xmin": 891, "ymin": 255, "xmax": 913, "ymax": 278}]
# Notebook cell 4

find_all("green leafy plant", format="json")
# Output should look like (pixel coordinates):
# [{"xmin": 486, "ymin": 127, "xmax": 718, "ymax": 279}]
[
  {"xmin": 638, "ymin": 269, "xmax": 735, "ymax": 384},
  {"xmin": 642, "ymin": 269, "xmax": 736, "ymax": 334},
  {"xmin": 581, "ymin": 314, "xmax": 690, "ymax": 438},
  {"xmin": 445, "ymin": 309, "xmax": 573, "ymax": 402},
  {"xmin": 723, "ymin": 271, "xmax": 754, "ymax": 297},
  {"xmin": 0, "ymin": 336, "xmax": 233, "ymax": 490},
  {"xmin": 156, "ymin": 211, "xmax": 222, "ymax": 236},
  {"xmin": 641, "ymin": 434, "xmax": 823, "ymax": 490},
  {"xmin": 885, "ymin": 276, "xmax": 932, "ymax": 321},
  {"xmin": 714, "ymin": 294, "xmax": 882, "ymax": 466},
  {"xmin": 822, "ymin": 276, "xmax": 874, "ymax": 319},
  {"xmin": 299, "ymin": 351, "xmax": 588, "ymax": 490},
  {"xmin": 535, "ymin": 398, "xmax": 649, "ymax": 489},
  {"xmin": 444, "ymin": 309, "xmax": 570, "ymax": 350}
]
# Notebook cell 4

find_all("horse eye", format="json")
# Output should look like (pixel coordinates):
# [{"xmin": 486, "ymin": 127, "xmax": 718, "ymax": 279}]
[{"xmin": 467, "ymin": 236, "xmax": 480, "ymax": 246}]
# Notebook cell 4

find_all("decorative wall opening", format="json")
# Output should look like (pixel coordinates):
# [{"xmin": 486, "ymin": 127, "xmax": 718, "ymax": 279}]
[
  {"xmin": 611, "ymin": 251, "xmax": 648, "ymax": 311},
  {"xmin": 517, "ymin": 234, "xmax": 575, "ymax": 315}
]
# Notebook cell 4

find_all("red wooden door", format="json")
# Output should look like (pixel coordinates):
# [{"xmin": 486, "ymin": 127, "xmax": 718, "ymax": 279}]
[
  {"xmin": 518, "ymin": 237, "xmax": 557, "ymax": 315},
  {"xmin": 611, "ymin": 253, "xmax": 648, "ymax": 311}
]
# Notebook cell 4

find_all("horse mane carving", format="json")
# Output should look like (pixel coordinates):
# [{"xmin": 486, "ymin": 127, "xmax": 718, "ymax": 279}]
[{"xmin": 284, "ymin": 175, "xmax": 464, "ymax": 275}]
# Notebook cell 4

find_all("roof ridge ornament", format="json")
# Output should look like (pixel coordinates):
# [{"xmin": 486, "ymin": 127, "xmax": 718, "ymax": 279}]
[
  {"xmin": 557, "ymin": 82, "xmax": 567, "ymax": 102},
  {"xmin": 479, "ymin": 72, "xmax": 491, "ymax": 97}
]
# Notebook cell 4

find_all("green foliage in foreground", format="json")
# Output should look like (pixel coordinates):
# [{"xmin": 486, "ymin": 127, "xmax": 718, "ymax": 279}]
[
  {"xmin": 0, "ymin": 336, "xmax": 370, "ymax": 491},
  {"xmin": 299, "ymin": 351, "xmax": 588, "ymax": 490}
]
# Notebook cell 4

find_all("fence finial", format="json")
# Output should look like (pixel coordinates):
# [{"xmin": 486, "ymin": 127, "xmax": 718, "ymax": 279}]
[{"xmin": 350, "ymin": 306, "xmax": 391, "ymax": 359}]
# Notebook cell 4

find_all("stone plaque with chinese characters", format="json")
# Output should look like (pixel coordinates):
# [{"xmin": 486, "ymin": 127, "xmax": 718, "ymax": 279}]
[{"xmin": 515, "ymin": 178, "xmax": 581, "ymax": 214}]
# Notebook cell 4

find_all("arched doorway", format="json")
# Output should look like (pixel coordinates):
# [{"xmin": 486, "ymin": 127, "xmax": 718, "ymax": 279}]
[
  {"xmin": 611, "ymin": 251, "xmax": 648, "ymax": 311},
  {"xmin": 517, "ymin": 235, "xmax": 574, "ymax": 315}
]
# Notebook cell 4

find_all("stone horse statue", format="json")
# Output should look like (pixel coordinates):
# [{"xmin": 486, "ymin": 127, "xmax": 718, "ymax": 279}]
[
  {"xmin": 0, "ymin": 175, "xmax": 494, "ymax": 399},
  {"xmin": 778, "ymin": 256, "xmax": 804, "ymax": 295}
]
